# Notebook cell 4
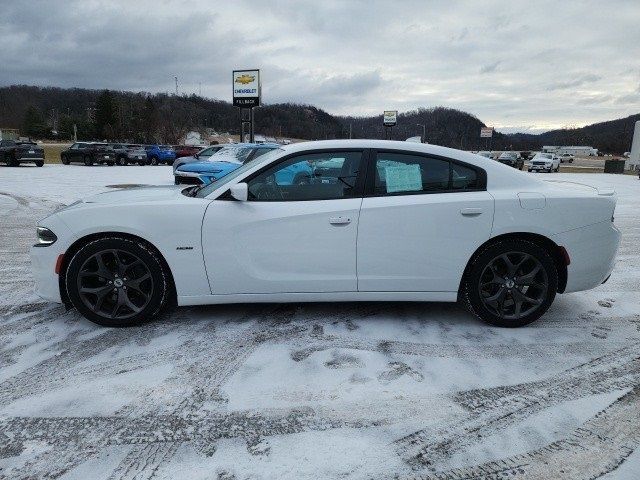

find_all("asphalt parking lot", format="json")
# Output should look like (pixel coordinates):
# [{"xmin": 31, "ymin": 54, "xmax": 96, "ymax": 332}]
[{"xmin": 1, "ymin": 165, "xmax": 639, "ymax": 479}]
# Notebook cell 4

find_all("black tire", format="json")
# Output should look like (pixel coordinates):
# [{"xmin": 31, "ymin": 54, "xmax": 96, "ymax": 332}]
[
  {"xmin": 149, "ymin": 156, "xmax": 158, "ymax": 166},
  {"xmin": 107, "ymin": 161, "xmax": 115, "ymax": 166},
  {"xmin": 138, "ymin": 160, "xmax": 146, "ymax": 166},
  {"xmin": 84, "ymin": 155, "xmax": 93, "ymax": 166},
  {"xmin": 528, "ymin": 169, "xmax": 532, "ymax": 172},
  {"xmin": 61, "ymin": 155, "xmax": 70, "ymax": 165},
  {"xmin": 35, "ymin": 160, "xmax": 44, "ymax": 167},
  {"xmin": 461, "ymin": 239, "xmax": 557, "ymax": 328},
  {"xmin": 8, "ymin": 154, "xmax": 18, "ymax": 167},
  {"xmin": 117, "ymin": 156, "xmax": 128, "ymax": 166},
  {"xmin": 65, "ymin": 237, "xmax": 169, "ymax": 327}
]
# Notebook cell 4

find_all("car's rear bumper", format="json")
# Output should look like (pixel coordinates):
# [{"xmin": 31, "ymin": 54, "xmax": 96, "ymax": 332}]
[{"xmin": 553, "ymin": 220, "xmax": 621, "ymax": 293}]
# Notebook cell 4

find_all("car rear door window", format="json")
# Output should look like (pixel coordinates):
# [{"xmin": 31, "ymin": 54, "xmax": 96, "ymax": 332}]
[
  {"xmin": 373, "ymin": 152, "xmax": 480, "ymax": 195},
  {"xmin": 247, "ymin": 151, "xmax": 362, "ymax": 201},
  {"xmin": 374, "ymin": 152, "xmax": 449, "ymax": 195}
]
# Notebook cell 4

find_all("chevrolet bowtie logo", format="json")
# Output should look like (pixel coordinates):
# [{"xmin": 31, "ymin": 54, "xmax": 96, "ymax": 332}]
[{"xmin": 235, "ymin": 75, "xmax": 255, "ymax": 85}]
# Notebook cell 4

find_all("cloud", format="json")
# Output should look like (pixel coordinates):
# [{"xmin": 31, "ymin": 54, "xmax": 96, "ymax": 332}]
[
  {"xmin": 479, "ymin": 61, "xmax": 501, "ymax": 74},
  {"xmin": 0, "ymin": 0, "xmax": 638, "ymax": 131},
  {"xmin": 548, "ymin": 74, "xmax": 602, "ymax": 91}
]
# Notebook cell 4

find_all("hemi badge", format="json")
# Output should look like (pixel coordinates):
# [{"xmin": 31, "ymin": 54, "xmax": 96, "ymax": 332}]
[{"xmin": 176, "ymin": 246, "xmax": 194, "ymax": 251}]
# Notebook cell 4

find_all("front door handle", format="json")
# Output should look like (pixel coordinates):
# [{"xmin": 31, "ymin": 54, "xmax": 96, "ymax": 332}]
[
  {"xmin": 460, "ymin": 208, "xmax": 483, "ymax": 216},
  {"xmin": 329, "ymin": 216, "xmax": 351, "ymax": 225}
]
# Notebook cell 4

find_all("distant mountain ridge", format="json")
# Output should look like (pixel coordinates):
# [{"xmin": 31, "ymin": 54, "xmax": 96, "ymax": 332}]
[{"xmin": 0, "ymin": 84, "xmax": 636, "ymax": 153}]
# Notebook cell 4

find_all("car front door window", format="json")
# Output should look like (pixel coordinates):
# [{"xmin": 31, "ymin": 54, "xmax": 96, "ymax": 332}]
[{"xmin": 247, "ymin": 151, "xmax": 362, "ymax": 201}]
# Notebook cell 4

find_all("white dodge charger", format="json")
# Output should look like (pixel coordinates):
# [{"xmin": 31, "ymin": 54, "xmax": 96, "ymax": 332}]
[{"xmin": 31, "ymin": 140, "xmax": 620, "ymax": 328}]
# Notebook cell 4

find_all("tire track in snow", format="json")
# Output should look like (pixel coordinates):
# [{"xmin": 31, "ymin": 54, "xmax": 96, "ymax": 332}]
[
  {"xmin": 394, "ymin": 343, "xmax": 640, "ymax": 468},
  {"xmin": 404, "ymin": 387, "xmax": 640, "ymax": 480}
]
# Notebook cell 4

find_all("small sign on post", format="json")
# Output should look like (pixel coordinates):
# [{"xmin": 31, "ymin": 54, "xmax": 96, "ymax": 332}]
[
  {"xmin": 383, "ymin": 110, "xmax": 398, "ymax": 126},
  {"xmin": 480, "ymin": 127, "xmax": 493, "ymax": 138},
  {"xmin": 383, "ymin": 110, "xmax": 397, "ymax": 140},
  {"xmin": 233, "ymin": 69, "xmax": 261, "ymax": 142}
]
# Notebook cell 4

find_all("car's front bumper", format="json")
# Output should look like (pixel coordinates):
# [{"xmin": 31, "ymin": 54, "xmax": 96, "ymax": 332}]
[
  {"xmin": 553, "ymin": 220, "xmax": 621, "ymax": 293},
  {"xmin": 530, "ymin": 164, "xmax": 553, "ymax": 170},
  {"xmin": 174, "ymin": 171, "xmax": 204, "ymax": 185}
]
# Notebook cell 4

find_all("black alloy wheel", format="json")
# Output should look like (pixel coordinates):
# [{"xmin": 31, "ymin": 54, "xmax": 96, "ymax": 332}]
[
  {"xmin": 117, "ymin": 156, "xmax": 128, "ymax": 166},
  {"xmin": 66, "ymin": 237, "xmax": 169, "ymax": 327},
  {"xmin": 84, "ymin": 155, "xmax": 93, "ymax": 166},
  {"xmin": 463, "ymin": 239, "xmax": 557, "ymax": 327}
]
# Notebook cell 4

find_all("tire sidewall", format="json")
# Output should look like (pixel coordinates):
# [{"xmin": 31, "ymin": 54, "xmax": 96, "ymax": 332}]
[
  {"xmin": 66, "ymin": 237, "xmax": 168, "ymax": 327},
  {"xmin": 464, "ymin": 239, "xmax": 558, "ymax": 327}
]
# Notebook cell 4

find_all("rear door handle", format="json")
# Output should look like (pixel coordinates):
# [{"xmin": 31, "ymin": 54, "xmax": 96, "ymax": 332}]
[
  {"xmin": 460, "ymin": 208, "xmax": 483, "ymax": 216},
  {"xmin": 329, "ymin": 216, "xmax": 351, "ymax": 225}
]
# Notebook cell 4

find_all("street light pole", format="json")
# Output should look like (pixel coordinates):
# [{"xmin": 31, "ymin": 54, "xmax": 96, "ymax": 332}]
[{"xmin": 416, "ymin": 123, "xmax": 426, "ymax": 143}]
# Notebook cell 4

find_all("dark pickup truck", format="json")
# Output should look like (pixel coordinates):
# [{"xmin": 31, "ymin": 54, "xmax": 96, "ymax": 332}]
[
  {"xmin": 60, "ymin": 142, "xmax": 116, "ymax": 166},
  {"xmin": 0, "ymin": 140, "xmax": 44, "ymax": 167}
]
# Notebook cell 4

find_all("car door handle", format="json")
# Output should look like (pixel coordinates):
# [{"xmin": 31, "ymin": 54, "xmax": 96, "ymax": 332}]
[
  {"xmin": 329, "ymin": 216, "xmax": 351, "ymax": 225},
  {"xmin": 460, "ymin": 208, "xmax": 483, "ymax": 216}
]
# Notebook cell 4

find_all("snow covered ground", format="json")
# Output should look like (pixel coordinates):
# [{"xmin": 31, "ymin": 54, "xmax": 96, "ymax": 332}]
[{"xmin": 0, "ymin": 165, "xmax": 639, "ymax": 479}]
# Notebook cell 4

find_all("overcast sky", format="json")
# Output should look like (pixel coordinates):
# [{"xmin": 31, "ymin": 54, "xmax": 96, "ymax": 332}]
[{"xmin": 1, "ymin": 0, "xmax": 638, "ymax": 133}]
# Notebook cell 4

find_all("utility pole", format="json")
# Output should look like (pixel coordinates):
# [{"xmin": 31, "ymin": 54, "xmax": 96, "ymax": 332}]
[
  {"xmin": 199, "ymin": 82, "xmax": 202, "ymax": 96},
  {"xmin": 416, "ymin": 123, "xmax": 426, "ymax": 143},
  {"xmin": 174, "ymin": 76, "xmax": 179, "ymax": 95},
  {"xmin": 349, "ymin": 123, "xmax": 352, "ymax": 139}
]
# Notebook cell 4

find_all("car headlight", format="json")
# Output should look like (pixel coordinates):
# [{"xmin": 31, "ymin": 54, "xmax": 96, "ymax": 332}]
[{"xmin": 35, "ymin": 226, "xmax": 57, "ymax": 246}]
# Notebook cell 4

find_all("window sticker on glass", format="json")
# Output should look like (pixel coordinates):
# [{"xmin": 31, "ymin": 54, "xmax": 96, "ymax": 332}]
[{"xmin": 384, "ymin": 164, "xmax": 422, "ymax": 193}]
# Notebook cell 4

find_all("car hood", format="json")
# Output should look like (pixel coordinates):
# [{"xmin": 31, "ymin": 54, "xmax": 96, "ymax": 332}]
[
  {"xmin": 77, "ymin": 185, "xmax": 186, "ymax": 206},
  {"xmin": 178, "ymin": 160, "xmax": 241, "ymax": 173}
]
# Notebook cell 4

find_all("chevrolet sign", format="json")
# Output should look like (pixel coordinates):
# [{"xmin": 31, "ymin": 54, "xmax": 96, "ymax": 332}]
[{"xmin": 233, "ymin": 69, "xmax": 261, "ymax": 107}]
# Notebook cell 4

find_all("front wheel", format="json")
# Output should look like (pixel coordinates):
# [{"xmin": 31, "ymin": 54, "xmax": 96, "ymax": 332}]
[
  {"xmin": 65, "ymin": 237, "xmax": 169, "ymax": 327},
  {"xmin": 149, "ymin": 156, "xmax": 158, "ymax": 166},
  {"xmin": 117, "ymin": 156, "xmax": 128, "ymax": 166},
  {"xmin": 35, "ymin": 160, "xmax": 44, "ymax": 167},
  {"xmin": 462, "ymin": 239, "xmax": 557, "ymax": 327},
  {"xmin": 84, "ymin": 155, "xmax": 93, "ymax": 166}
]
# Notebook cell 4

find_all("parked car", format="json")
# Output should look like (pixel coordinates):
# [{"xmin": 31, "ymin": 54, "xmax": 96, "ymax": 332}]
[
  {"xmin": 497, "ymin": 151, "xmax": 524, "ymax": 169},
  {"xmin": 558, "ymin": 153, "xmax": 574, "ymax": 163},
  {"xmin": 174, "ymin": 143, "xmax": 280, "ymax": 185},
  {"xmin": 32, "ymin": 140, "xmax": 620, "ymax": 329},
  {"xmin": 110, "ymin": 144, "xmax": 149, "ymax": 166},
  {"xmin": 0, "ymin": 139, "xmax": 44, "ymax": 167},
  {"xmin": 172, "ymin": 145, "xmax": 227, "ymax": 173},
  {"xmin": 60, "ymin": 142, "xmax": 116, "ymax": 166},
  {"xmin": 145, "ymin": 144, "xmax": 176, "ymax": 165},
  {"xmin": 174, "ymin": 145, "xmax": 207, "ymax": 159},
  {"xmin": 528, "ymin": 153, "xmax": 560, "ymax": 172}
]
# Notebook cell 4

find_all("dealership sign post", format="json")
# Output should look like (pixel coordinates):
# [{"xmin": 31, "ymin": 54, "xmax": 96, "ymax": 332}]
[
  {"xmin": 383, "ymin": 110, "xmax": 397, "ymax": 140},
  {"xmin": 233, "ymin": 69, "xmax": 261, "ymax": 143},
  {"xmin": 480, "ymin": 126, "xmax": 493, "ymax": 150}
]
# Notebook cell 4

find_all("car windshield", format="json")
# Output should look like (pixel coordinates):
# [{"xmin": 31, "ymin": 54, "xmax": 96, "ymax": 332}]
[
  {"xmin": 499, "ymin": 152, "xmax": 516, "ymax": 159},
  {"xmin": 195, "ymin": 148, "xmax": 285, "ymax": 198},
  {"xmin": 536, "ymin": 153, "xmax": 553, "ymax": 159}
]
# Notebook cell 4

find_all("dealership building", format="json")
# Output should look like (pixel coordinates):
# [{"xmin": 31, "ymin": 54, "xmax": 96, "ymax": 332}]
[{"xmin": 542, "ymin": 146, "xmax": 598, "ymax": 156}]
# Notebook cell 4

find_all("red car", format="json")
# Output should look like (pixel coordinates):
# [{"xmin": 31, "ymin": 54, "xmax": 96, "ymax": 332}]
[{"xmin": 174, "ymin": 145, "xmax": 207, "ymax": 158}]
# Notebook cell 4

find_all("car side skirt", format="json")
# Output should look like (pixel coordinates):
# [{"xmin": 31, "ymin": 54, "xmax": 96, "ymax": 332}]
[{"xmin": 177, "ymin": 291, "xmax": 458, "ymax": 306}]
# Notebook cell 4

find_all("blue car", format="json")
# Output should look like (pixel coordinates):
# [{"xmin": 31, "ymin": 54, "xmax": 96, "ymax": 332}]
[
  {"xmin": 145, "ymin": 144, "xmax": 176, "ymax": 165},
  {"xmin": 174, "ymin": 143, "xmax": 282, "ymax": 185}
]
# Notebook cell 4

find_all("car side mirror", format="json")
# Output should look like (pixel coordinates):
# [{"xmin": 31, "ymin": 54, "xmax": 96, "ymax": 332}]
[{"xmin": 230, "ymin": 183, "xmax": 248, "ymax": 201}]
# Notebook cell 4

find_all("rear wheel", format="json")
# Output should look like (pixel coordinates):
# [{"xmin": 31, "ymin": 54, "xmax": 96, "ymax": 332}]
[
  {"xmin": 84, "ymin": 155, "xmax": 93, "ymax": 166},
  {"xmin": 149, "ymin": 156, "xmax": 158, "ymax": 166},
  {"xmin": 65, "ymin": 237, "xmax": 169, "ymax": 327},
  {"xmin": 8, "ymin": 154, "xmax": 18, "ymax": 167},
  {"xmin": 462, "ymin": 239, "xmax": 557, "ymax": 327},
  {"xmin": 61, "ymin": 155, "xmax": 70, "ymax": 165},
  {"xmin": 117, "ymin": 156, "xmax": 128, "ymax": 166},
  {"xmin": 35, "ymin": 160, "xmax": 44, "ymax": 167}
]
